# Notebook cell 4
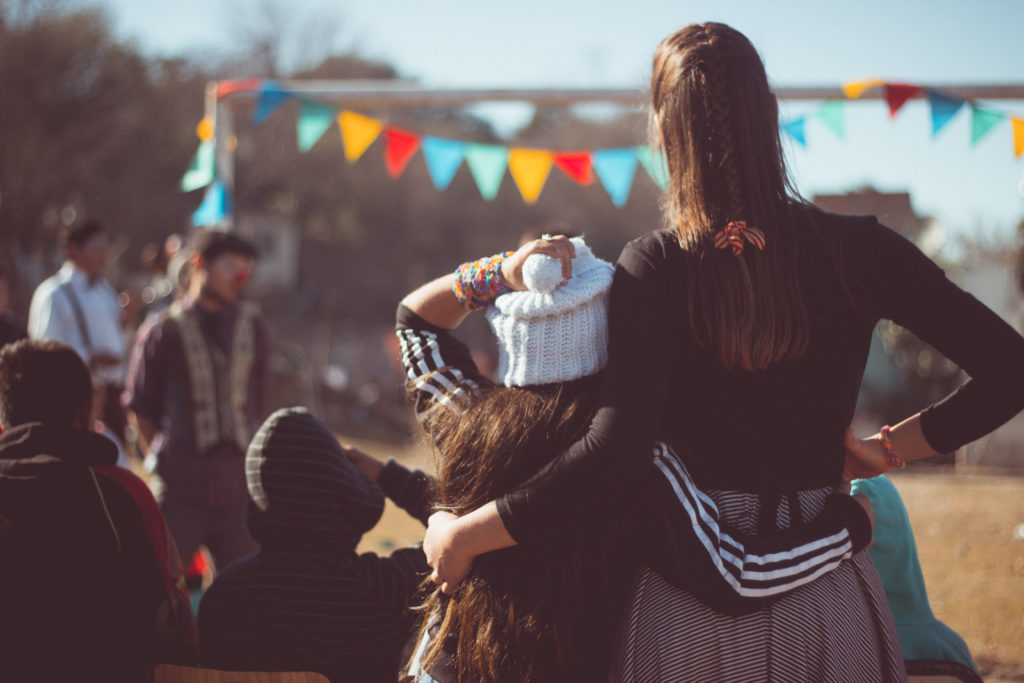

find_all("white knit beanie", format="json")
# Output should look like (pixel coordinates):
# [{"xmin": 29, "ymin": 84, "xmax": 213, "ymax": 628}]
[{"xmin": 485, "ymin": 237, "xmax": 614, "ymax": 387}]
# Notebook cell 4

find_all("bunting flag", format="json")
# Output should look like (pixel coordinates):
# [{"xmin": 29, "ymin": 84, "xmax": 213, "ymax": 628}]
[
  {"xmin": 338, "ymin": 111, "xmax": 383, "ymax": 162},
  {"xmin": 196, "ymin": 116, "xmax": 214, "ymax": 142},
  {"xmin": 816, "ymin": 101, "xmax": 845, "ymax": 139},
  {"xmin": 782, "ymin": 118, "xmax": 807, "ymax": 147},
  {"xmin": 297, "ymin": 101, "xmax": 337, "ymax": 152},
  {"xmin": 421, "ymin": 137, "xmax": 467, "ymax": 190},
  {"xmin": 592, "ymin": 148, "xmax": 638, "ymax": 207},
  {"xmin": 383, "ymin": 127, "xmax": 421, "ymax": 178},
  {"xmin": 635, "ymin": 146, "xmax": 668, "ymax": 189},
  {"xmin": 465, "ymin": 144, "xmax": 509, "ymax": 200},
  {"xmin": 215, "ymin": 78, "xmax": 262, "ymax": 98},
  {"xmin": 885, "ymin": 83, "xmax": 921, "ymax": 118},
  {"xmin": 927, "ymin": 91, "xmax": 965, "ymax": 137},
  {"xmin": 181, "ymin": 140, "xmax": 215, "ymax": 192},
  {"xmin": 1014, "ymin": 118, "xmax": 1024, "ymax": 158},
  {"xmin": 191, "ymin": 181, "xmax": 231, "ymax": 226},
  {"xmin": 508, "ymin": 149, "xmax": 555, "ymax": 204},
  {"xmin": 252, "ymin": 82, "xmax": 292, "ymax": 124},
  {"xmin": 971, "ymin": 106, "xmax": 1005, "ymax": 146},
  {"xmin": 842, "ymin": 78, "xmax": 884, "ymax": 99},
  {"xmin": 553, "ymin": 151, "xmax": 595, "ymax": 185}
]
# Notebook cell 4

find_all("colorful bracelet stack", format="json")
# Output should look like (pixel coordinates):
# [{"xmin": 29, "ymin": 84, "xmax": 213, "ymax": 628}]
[
  {"xmin": 880, "ymin": 425, "xmax": 905, "ymax": 469},
  {"xmin": 452, "ymin": 251, "xmax": 515, "ymax": 311}
]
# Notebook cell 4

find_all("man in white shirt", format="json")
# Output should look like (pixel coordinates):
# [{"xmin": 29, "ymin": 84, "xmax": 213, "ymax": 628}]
[{"xmin": 29, "ymin": 220, "xmax": 127, "ymax": 438}]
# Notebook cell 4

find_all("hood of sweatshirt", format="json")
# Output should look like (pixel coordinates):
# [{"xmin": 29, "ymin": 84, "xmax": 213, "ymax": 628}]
[
  {"xmin": 245, "ymin": 407, "xmax": 385, "ymax": 555},
  {"xmin": 0, "ymin": 422, "xmax": 117, "ymax": 479}
]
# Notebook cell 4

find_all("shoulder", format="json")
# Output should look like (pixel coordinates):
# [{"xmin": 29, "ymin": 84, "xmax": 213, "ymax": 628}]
[{"xmin": 618, "ymin": 230, "xmax": 682, "ymax": 277}]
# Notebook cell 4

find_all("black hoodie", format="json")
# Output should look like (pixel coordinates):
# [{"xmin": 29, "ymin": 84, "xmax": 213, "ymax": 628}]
[
  {"xmin": 197, "ymin": 407, "xmax": 432, "ymax": 682},
  {"xmin": 0, "ymin": 422, "xmax": 191, "ymax": 682}
]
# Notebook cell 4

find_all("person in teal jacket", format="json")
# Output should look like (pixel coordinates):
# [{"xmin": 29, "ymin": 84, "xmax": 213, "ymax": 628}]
[{"xmin": 850, "ymin": 475, "xmax": 978, "ymax": 672}]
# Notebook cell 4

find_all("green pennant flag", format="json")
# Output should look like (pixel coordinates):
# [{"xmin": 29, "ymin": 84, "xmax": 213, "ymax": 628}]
[
  {"xmin": 181, "ymin": 140, "xmax": 215, "ymax": 192},
  {"xmin": 970, "ymin": 106, "xmax": 1005, "ymax": 146},
  {"xmin": 297, "ymin": 101, "xmax": 337, "ymax": 152},
  {"xmin": 816, "ymin": 101, "xmax": 845, "ymax": 140}
]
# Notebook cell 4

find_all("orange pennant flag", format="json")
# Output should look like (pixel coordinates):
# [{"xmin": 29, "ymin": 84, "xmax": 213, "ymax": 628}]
[
  {"xmin": 508, "ymin": 149, "xmax": 555, "ymax": 204},
  {"xmin": 338, "ymin": 111, "xmax": 383, "ymax": 162},
  {"xmin": 841, "ymin": 79, "xmax": 884, "ymax": 100},
  {"xmin": 1013, "ymin": 118, "xmax": 1024, "ymax": 158},
  {"xmin": 553, "ymin": 151, "xmax": 594, "ymax": 185},
  {"xmin": 383, "ymin": 127, "xmax": 422, "ymax": 178}
]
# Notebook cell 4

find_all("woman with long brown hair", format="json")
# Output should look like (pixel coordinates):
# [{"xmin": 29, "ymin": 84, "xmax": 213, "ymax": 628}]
[
  {"xmin": 398, "ymin": 236, "xmax": 874, "ymax": 681},
  {"xmin": 422, "ymin": 22, "xmax": 1024, "ymax": 680}
]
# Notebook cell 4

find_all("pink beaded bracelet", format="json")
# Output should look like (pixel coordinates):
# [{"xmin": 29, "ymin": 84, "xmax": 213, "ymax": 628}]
[{"xmin": 880, "ymin": 425, "xmax": 905, "ymax": 469}]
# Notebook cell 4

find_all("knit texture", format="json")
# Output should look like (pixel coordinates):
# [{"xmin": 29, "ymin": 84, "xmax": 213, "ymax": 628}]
[{"xmin": 486, "ymin": 237, "xmax": 614, "ymax": 387}]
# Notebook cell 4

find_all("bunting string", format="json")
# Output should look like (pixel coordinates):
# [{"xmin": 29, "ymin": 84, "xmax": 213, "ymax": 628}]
[{"xmin": 182, "ymin": 78, "xmax": 1024, "ymax": 223}]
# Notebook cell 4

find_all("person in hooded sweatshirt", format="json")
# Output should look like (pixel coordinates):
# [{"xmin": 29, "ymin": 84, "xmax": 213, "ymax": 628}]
[
  {"xmin": 197, "ymin": 406, "xmax": 432, "ymax": 682},
  {"xmin": 851, "ymin": 476, "xmax": 981, "ymax": 679},
  {"xmin": 0, "ymin": 339, "xmax": 196, "ymax": 682}
]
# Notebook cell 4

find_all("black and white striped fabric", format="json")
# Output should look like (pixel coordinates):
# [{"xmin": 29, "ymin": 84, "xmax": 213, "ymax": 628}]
[{"xmin": 610, "ymin": 487, "xmax": 906, "ymax": 682}]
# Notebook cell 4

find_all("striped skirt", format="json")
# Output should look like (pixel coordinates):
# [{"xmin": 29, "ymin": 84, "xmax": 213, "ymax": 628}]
[{"xmin": 610, "ymin": 487, "xmax": 907, "ymax": 682}]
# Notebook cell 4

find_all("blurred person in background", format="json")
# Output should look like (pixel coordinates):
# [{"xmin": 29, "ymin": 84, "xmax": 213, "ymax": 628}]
[
  {"xmin": 28, "ymin": 220, "xmax": 127, "ymax": 441},
  {"xmin": 125, "ymin": 230, "xmax": 270, "ymax": 575}
]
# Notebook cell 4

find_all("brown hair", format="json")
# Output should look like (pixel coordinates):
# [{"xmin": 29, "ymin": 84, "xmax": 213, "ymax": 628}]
[
  {"xmin": 413, "ymin": 374, "xmax": 622, "ymax": 682},
  {"xmin": 0, "ymin": 339, "xmax": 92, "ymax": 428},
  {"xmin": 651, "ymin": 22, "xmax": 809, "ymax": 371}
]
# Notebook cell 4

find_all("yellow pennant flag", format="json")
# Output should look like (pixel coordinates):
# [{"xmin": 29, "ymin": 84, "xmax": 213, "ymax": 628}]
[
  {"xmin": 1013, "ymin": 117, "xmax": 1024, "ymax": 158},
  {"xmin": 338, "ymin": 111, "xmax": 383, "ymax": 162},
  {"xmin": 842, "ymin": 79, "xmax": 884, "ymax": 99},
  {"xmin": 508, "ymin": 148, "xmax": 554, "ymax": 204}
]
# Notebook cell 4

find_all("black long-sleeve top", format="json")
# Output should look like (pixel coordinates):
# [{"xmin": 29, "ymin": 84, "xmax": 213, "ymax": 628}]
[{"xmin": 497, "ymin": 206, "xmax": 1024, "ymax": 545}]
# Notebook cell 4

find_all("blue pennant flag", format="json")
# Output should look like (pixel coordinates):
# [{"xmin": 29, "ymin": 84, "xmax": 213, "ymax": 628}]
[
  {"xmin": 927, "ymin": 90, "xmax": 965, "ymax": 137},
  {"xmin": 782, "ymin": 118, "xmax": 807, "ymax": 147},
  {"xmin": 421, "ymin": 137, "xmax": 467, "ymax": 190},
  {"xmin": 592, "ymin": 148, "xmax": 638, "ymax": 207},
  {"xmin": 297, "ymin": 101, "xmax": 336, "ymax": 151},
  {"xmin": 635, "ymin": 146, "xmax": 668, "ymax": 190},
  {"xmin": 191, "ymin": 181, "xmax": 232, "ymax": 227},
  {"xmin": 251, "ymin": 81, "xmax": 292, "ymax": 124}
]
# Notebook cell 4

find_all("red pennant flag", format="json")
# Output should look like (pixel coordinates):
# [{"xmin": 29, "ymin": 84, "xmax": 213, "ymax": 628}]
[
  {"xmin": 553, "ymin": 151, "xmax": 595, "ymax": 185},
  {"xmin": 885, "ymin": 83, "xmax": 920, "ymax": 119},
  {"xmin": 216, "ymin": 78, "xmax": 263, "ymax": 98},
  {"xmin": 383, "ymin": 127, "xmax": 421, "ymax": 178}
]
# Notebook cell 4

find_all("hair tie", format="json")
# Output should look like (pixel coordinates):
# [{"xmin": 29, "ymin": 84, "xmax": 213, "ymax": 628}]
[{"xmin": 713, "ymin": 220, "xmax": 766, "ymax": 255}]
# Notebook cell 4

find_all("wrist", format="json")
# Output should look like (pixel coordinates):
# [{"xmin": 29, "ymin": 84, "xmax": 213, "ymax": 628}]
[
  {"xmin": 879, "ymin": 425, "xmax": 905, "ymax": 470},
  {"xmin": 452, "ymin": 252, "xmax": 515, "ymax": 311}
]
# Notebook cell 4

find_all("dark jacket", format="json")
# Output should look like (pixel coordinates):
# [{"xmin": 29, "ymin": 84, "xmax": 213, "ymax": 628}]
[
  {"xmin": 0, "ymin": 422, "xmax": 195, "ymax": 682},
  {"xmin": 198, "ymin": 407, "xmax": 431, "ymax": 683}
]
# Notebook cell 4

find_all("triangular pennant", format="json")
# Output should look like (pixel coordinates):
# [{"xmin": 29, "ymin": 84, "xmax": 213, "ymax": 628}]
[
  {"xmin": 296, "ymin": 101, "xmax": 336, "ymax": 152},
  {"xmin": 926, "ymin": 90, "xmax": 965, "ymax": 137},
  {"xmin": 842, "ymin": 79, "xmax": 884, "ymax": 99},
  {"xmin": 782, "ymin": 118, "xmax": 807, "ymax": 147},
  {"xmin": 191, "ymin": 181, "xmax": 231, "ymax": 227},
  {"xmin": 553, "ymin": 151, "xmax": 594, "ymax": 185},
  {"xmin": 1013, "ymin": 118, "xmax": 1024, "ymax": 158},
  {"xmin": 885, "ymin": 83, "xmax": 920, "ymax": 119},
  {"xmin": 508, "ymin": 149, "xmax": 555, "ymax": 204},
  {"xmin": 251, "ymin": 82, "xmax": 291, "ymax": 124},
  {"xmin": 464, "ymin": 144, "xmax": 509, "ymax": 200},
  {"xmin": 383, "ymin": 127, "xmax": 422, "ymax": 178},
  {"xmin": 196, "ymin": 116, "xmax": 214, "ymax": 142},
  {"xmin": 635, "ymin": 146, "xmax": 668, "ymax": 189},
  {"xmin": 338, "ymin": 111, "xmax": 383, "ymax": 162},
  {"xmin": 592, "ymin": 148, "xmax": 638, "ymax": 207},
  {"xmin": 215, "ymin": 79, "xmax": 262, "ymax": 98},
  {"xmin": 970, "ymin": 106, "xmax": 1005, "ymax": 146},
  {"xmin": 816, "ymin": 101, "xmax": 845, "ymax": 139},
  {"xmin": 181, "ymin": 140, "xmax": 215, "ymax": 192},
  {"xmin": 421, "ymin": 137, "xmax": 467, "ymax": 190}
]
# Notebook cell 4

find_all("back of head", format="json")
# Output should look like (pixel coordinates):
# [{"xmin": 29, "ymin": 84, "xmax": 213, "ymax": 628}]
[
  {"xmin": 190, "ymin": 229, "xmax": 259, "ymax": 267},
  {"xmin": 0, "ymin": 339, "xmax": 92, "ymax": 428},
  {"xmin": 419, "ymin": 238, "xmax": 621, "ymax": 681},
  {"xmin": 245, "ymin": 407, "xmax": 384, "ymax": 552},
  {"xmin": 651, "ymin": 23, "xmax": 809, "ymax": 371},
  {"xmin": 59, "ymin": 220, "xmax": 104, "ymax": 252}
]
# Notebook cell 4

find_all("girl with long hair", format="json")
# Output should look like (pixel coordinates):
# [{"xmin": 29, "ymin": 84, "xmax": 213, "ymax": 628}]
[
  {"xmin": 422, "ymin": 23, "xmax": 1024, "ymax": 680},
  {"xmin": 399, "ymin": 236, "xmax": 873, "ymax": 681}
]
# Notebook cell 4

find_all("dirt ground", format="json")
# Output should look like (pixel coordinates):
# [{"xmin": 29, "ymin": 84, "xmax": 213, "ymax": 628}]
[{"xmin": 352, "ymin": 437, "xmax": 1024, "ymax": 681}]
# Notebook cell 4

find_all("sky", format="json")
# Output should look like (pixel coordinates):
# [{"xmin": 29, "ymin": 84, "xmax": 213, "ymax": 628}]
[{"xmin": 91, "ymin": 0, "xmax": 1024, "ymax": 246}]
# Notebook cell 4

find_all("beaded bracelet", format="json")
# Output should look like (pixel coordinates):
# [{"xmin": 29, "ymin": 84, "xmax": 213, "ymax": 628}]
[
  {"xmin": 880, "ymin": 425, "xmax": 905, "ymax": 469},
  {"xmin": 452, "ymin": 251, "xmax": 515, "ymax": 311}
]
